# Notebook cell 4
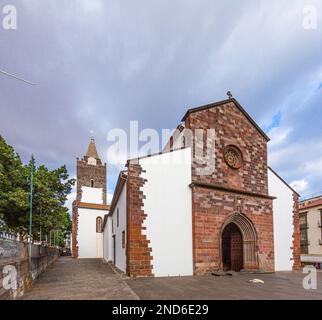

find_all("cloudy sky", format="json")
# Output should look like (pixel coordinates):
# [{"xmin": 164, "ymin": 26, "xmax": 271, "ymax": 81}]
[{"xmin": 0, "ymin": 0, "xmax": 321, "ymax": 210}]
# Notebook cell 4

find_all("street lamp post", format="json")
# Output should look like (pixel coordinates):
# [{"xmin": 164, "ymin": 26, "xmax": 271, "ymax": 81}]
[{"xmin": 28, "ymin": 155, "xmax": 34, "ymax": 279}]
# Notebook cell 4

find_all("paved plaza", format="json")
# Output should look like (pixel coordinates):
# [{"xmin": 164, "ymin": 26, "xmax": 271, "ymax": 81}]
[{"xmin": 21, "ymin": 257, "xmax": 322, "ymax": 300}]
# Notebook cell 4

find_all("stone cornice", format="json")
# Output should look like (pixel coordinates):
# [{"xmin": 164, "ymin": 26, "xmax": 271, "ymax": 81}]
[{"xmin": 190, "ymin": 181, "xmax": 276, "ymax": 200}]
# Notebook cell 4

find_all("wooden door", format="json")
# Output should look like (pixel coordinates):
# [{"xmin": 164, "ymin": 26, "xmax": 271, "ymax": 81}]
[{"xmin": 222, "ymin": 223, "xmax": 243, "ymax": 271}]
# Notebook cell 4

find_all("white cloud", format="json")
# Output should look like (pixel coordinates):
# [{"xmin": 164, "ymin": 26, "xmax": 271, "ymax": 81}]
[
  {"xmin": 2, "ymin": 0, "xmax": 322, "ymax": 200},
  {"xmin": 106, "ymin": 147, "xmax": 127, "ymax": 169},
  {"xmin": 268, "ymin": 127, "xmax": 293, "ymax": 147},
  {"xmin": 290, "ymin": 179, "xmax": 309, "ymax": 193},
  {"xmin": 107, "ymin": 192, "xmax": 113, "ymax": 204},
  {"xmin": 80, "ymin": 0, "xmax": 103, "ymax": 13},
  {"xmin": 304, "ymin": 158, "xmax": 322, "ymax": 176}
]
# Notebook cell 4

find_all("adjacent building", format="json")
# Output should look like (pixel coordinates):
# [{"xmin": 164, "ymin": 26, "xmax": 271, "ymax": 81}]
[{"xmin": 299, "ymin": 194, "xmax": 322, "ymax": 268}]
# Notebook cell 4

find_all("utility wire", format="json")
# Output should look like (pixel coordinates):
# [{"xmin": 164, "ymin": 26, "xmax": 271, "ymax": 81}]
[{"xmin": 0, "ymin": 68, "xmax": 37, "ymax": 85}]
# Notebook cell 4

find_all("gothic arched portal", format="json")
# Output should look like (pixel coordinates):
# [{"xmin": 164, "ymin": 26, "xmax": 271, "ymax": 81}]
[{"xmin": 220, "ymin": 213, "xmax": 258, "ymax": 271}]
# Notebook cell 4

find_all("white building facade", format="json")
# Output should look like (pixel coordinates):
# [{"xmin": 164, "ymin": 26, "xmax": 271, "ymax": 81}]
[
  {"xmin": 268, "ymin": 167, "xmax": 299, "ymax": 271},
  {"xmin": 299, "ymin": 195, "xmax": 322, "ymax": 268},
  {"xmin": 103, "ymin": 149, "xmax": 194, "ymax": 276}
]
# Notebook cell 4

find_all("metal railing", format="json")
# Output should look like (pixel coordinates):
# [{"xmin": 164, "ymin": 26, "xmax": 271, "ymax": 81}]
[
  {"xmin": 300, "ymin": 192, "xmax": 322, "ymax": 202},
  {"xmin": 0, "ymin": 231, "xmax": 17, "ymax": 240}
]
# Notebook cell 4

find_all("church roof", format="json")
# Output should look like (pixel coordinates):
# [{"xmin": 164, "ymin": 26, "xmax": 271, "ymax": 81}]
[
  {"xmin": 181, "ymin": 98, "xmax": 270, "ymax": 142},
  {"xmin": 86, "ymin": 138, "xmax": 100, "ymax": 159}
]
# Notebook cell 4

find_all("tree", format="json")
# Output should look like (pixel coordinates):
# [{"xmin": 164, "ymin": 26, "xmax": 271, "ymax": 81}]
[
  {"xmin": 0, "ymin": 135, "xmax": 29, "ymax": 234},
  {"xmin": 0, "ymin": 135, "xmax": 75, "ymax": 245}
]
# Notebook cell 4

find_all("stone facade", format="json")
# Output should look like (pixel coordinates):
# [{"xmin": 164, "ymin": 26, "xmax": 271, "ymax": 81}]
[
  {"xmin": 126, "ymin": 163, "xmax": 153, "ymax": 277},
  {"xmin": 71, "ymin": 201, "xmax": 79, "ymax": 258},
  {"xmin": 76, "ymin": 158, "xmax": 107, "ymax": 204},
  {"xmin": 184, "ymin": 100, "xmax": 269, "ymax": 195},
  {"xmin": 184, "ymin": 99, "xmax": 275, "ymax": 274},
  {"xmin": 191, "ymin": 186, "xmax": 274, "ymax": 274}
]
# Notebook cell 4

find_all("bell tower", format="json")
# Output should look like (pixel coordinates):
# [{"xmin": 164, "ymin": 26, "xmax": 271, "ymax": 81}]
[
  {"xmin": 76, "ymin": 138, "xmax": 107, "ymax": 204},
  {"xmin": 72, "ymin": 138, "xmax": 109, "ymax": 259}
]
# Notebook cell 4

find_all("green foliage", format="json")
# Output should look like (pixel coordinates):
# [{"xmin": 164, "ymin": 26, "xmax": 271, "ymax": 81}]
[{"xmin": 0, "ymin": 135, "xmax": 75, "ymax": 246}]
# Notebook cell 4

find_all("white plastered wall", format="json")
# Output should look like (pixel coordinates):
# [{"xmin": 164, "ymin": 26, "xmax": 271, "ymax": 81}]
[
  {"xmin": 81, "ymin": 186, "xmax": 104, "ymax": 204},
  {"xmin": 108, "ymin": 185, "xmax": 127, "ymax": 272},
  {"xmin": 77, "ymin": 208, "xmax": 106, "ymax": 258},
  {"xmin": 268, "ymin": 168, "xmax": 294, "ymax": 271},
  {"xmin": 139, "ymin": 148, "xmax": 193, "ymax": 277},
  {"xmin": 103, "ymin": 216, "xmax": 113, "ymax": 262}
]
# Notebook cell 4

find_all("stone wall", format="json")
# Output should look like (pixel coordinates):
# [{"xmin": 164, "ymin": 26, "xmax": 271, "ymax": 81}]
[
  {"xmin": 292, "ymin": 192, "xmax": 301, "ymax": 270},
  {"xmin": 72, "ymin": 202, "xmax": 79, "ymax": 258},
  {"xmin": 126, "ymin": 163, "xmax": 153, "ymax": 277},
  {"xmin": 185, "ymin": 101, "xmax": 269, "ymax": 195},
  {"xmin": 185, "ymin": 100, "xmax": 275, "ymax": 274},
  {"xmin": 76, "ymin": 159, "xmax": 107, "ymax": 204},
  {"xmin": 191, "ymin": 186, "xmax": 274, "ymax": 274},
  {"xmin": 0, "ymin": 239, "xmax": 60, "ymax": 300}
]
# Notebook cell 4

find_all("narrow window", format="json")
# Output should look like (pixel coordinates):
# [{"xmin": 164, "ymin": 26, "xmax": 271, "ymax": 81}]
[
  {"xmin": 117, "ymin": 208, "xmax": 119, "ymax": 227},
  {"xmin": 170, "ymin": 136, "xmax": 174, "ymax": 151},
  {"xmin": 122, "ymin": 231, "xmax": 125, "ymax": 249},
  {"xmin": 96, "ymin": 217, "xmax": 102, "ymax": 233},
  {"xmin": 320, "ymin": 210, "xmax": 322, "ymax": 243},
  {"xmin": 90, "ymin": 179, "xmax": 95, "ymax": 188},
  {"xmin": 112, "ymin": 219, "xmax": 114, "ymax": 233},
  {"xmin": 300, "ymin": 213, "xmax": 309, "ymax": 254}
]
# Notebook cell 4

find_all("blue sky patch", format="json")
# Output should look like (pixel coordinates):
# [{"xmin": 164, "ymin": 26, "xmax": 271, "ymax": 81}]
[{"xmin": 264, "ymin": 111, "xmax": 282, "ymax": 133}]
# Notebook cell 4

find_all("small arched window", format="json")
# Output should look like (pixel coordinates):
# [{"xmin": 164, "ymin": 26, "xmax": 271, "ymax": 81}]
[
  {"xmin": 96, "ymin": 217, "xmax": 102, "ymax": 233},
  {"xmin": 90, "ymin": 179, "xmax": 95, "ymax": 188}
]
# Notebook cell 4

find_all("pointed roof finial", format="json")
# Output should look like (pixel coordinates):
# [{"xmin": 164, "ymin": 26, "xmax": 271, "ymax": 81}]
[
  {"xmin": 227, "ymin": 91, "xmax": 233, "ymax": 99},
  {"xmin": 86, "ymin": 138, "xmax": 100, "ymax": 159}
]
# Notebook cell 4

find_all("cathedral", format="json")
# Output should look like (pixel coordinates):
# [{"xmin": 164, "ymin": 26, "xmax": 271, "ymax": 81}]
[{"xmin": 72, "ymin": 97, "xmax": 301, "ymax": 277}]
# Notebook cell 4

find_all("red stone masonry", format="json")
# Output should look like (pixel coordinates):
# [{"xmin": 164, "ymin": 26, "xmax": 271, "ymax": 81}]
[
  {"xmin": 126, "ymin": 163, "xmax": 153, "ymax": 277},
  {"xmin": 185, "ymin": 100, "xmax": 275, "ymax": 274},
  {"xmin": 191, "ymin": 186, "xmax": 274, "ymax": 274},
  {"xmin": 292, "ymin": 192, "xmax": 301, "ymax": 270},
  {"xmin": 71, "ymin": 201, "xmax": 79, "ymax": 258},
  {"xmin": 185, "ymin": 102, "xmax": 269, "ymax": 195},
  {"xmin": 76, "ymin": 159, "xmax": 107, "ymax": 204}
]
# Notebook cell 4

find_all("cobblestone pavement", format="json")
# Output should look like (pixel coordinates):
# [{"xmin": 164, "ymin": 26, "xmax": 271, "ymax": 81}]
[
  {"xmin": 126, "ymin": 271, "xmax": 322, "ymax": 300},
  {"xmin": 21, "ymin": 257, "xmax": 322, "ymax": 300},
  {"xmin": 21, "ymin": 257, "xmax": 138, "ymax": 300}
]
